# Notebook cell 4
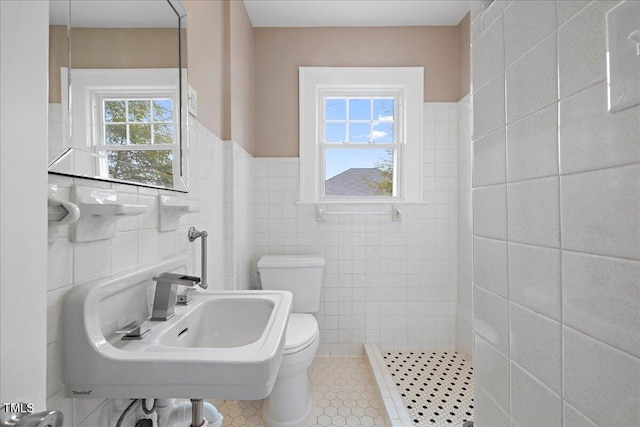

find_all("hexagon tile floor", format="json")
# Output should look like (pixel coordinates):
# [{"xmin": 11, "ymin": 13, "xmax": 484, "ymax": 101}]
[
  {"xmin": 213, "ymin": 357, "xmax": 388, "ymax": 427},
  {"xmin": 383, "ymin": 351, "xmax": 474, "ymax": 426}
]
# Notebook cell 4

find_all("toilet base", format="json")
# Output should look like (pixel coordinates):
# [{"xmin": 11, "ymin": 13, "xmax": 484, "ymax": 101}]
[
  {"xmin": 262, "ymin": 379, "xmax": 313, "ymax": 427},
  {"xmin": 262, "ymin": 337, "xmax": 319, "ymax": 427}
]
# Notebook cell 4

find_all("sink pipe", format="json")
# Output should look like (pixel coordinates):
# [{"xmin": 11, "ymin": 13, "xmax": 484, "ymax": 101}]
[{"xmin": 156, "ymin": 399, "xmax": 223, "ymax": 427}]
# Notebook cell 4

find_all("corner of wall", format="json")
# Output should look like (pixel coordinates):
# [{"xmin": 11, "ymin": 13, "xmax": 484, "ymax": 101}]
[
  {"xmin": 457, "ymin": 12, "xmax": 471, "ymax": 100},
  {"xmin": 1, "ymin": 0, "xmax": 49, "ymax": 409}
]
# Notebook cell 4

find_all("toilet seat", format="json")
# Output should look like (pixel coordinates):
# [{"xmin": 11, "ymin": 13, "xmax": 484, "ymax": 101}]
[{"xmin": 284, "ymin": 314, "xmax": 318, "ymax": 355}]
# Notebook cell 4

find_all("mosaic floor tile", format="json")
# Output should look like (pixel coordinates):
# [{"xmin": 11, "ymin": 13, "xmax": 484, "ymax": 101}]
[
  {"xmin": 383, "ymin": 351, "xmax": 474, "ymax": 426},
  {"xmin": 214, "ymin": 357, "xmax": 387, "ymax": 427}
]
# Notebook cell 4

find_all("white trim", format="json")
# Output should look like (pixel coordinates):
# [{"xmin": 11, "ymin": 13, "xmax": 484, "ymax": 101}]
[{"xmin": 299, "ymin": 67, "xmax": 423, "ymax": 203}]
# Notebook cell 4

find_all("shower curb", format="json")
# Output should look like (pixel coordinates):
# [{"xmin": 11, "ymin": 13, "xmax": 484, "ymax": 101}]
[{"xmin": 364, "ymin": 344, "xmax": 414, "ymax": 427}]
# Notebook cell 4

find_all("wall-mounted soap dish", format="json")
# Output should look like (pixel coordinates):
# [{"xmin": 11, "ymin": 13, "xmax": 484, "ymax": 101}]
[
  {"xmin": 158, "ymin": 195, "xmax": 200, "ymax": 232},
  {"xmin": 70, "ymin": 185, "xmax": 147, "ymax": 243},
  {"xmin": 48, "ymin": 184, "xmax": 80, "ymax": 243}
]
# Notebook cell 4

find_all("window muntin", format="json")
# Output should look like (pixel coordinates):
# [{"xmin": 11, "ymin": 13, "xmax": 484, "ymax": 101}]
[
  {"xmin": 102, "ymin": 99, "xmax": 174, "ymax": 146},
  {"xmin": 320, "ymin": 93, "xmax": 401, "ymax": 200},
  {"xmin": 324, "ymin": 97, "xmax": 395, "ymax": 144}
]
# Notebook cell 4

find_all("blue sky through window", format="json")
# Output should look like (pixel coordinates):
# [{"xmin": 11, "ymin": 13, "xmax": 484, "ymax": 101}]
[
  {"xmin": 325, "ymin": 97, "xmax": 395, "ymax": 143},
  {"xmin": 326, "ymin": 99, "xmax": 346, "ymax": 120},
  {"xmin": 349, "ymin": 98, "xmax": 371, "ymax": 120}
]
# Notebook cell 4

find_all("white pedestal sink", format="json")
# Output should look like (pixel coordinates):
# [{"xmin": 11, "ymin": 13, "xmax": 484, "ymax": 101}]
[{"xmin": 62, "ymin": 256, "xmax": 292, "ymax": 400}]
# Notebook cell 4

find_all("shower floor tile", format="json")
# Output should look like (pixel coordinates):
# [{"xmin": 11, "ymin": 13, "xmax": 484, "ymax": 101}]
[
  {"xmin": 213, "ymin": 356, "xmax": 387, "ymax": 427},
  {"xmin": 383, "ymin": 351, "xmax": 474, "ymax": 427}
]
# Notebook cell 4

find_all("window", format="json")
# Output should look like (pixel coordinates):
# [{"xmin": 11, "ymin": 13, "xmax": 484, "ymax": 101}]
[
  {"xmin": 98, "ymin": 98, "xmax": 176, "ymax": 187},
  {"xmin": 322, "ymin": 94, "xmax": 399, "ymax": 198},
  {"xmin": 299, "ymin": 67, "xmax": 423, "ymax": 203},
  {"xmin": 68, "ymin": 68, "xmax": 182, "ymax": 189}
]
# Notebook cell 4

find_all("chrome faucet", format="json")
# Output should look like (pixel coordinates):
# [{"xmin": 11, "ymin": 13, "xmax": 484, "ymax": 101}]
[
  {"xmin": 151, "ymin": 272, "xmax": 202, "ymax": 320},
  {"xmin": 151, "ymin": 227, "xmax": 209, "ymax": 321}
]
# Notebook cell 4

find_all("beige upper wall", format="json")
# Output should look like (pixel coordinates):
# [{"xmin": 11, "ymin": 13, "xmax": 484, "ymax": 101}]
[
  {"xmin": 253, "ymin": 26, "xmax": 461, "ymax": 157},
  {"xmin": 49, "ymin": 25, "xmax": 68, "ymax": 103},
  {"xmin": 228, "ymin": 0, "xmax": 254, "ymax": 154},
  {"xmin": 183, "ymin": 0, "xmax": 225, "ymax": 136},
  {"xmin": 69, "ymin": 28, "xmax": 179, "ymax": 69},
  {"xmin": 50, "ymin": 1, "xmax": 468, "ymax": 155},
  {"xmin": 458, "ymin": 12, "xmax": 470, "ymax": 98},
  {"xmin": 49, "ymin": 27, "xmax": 179, "ymax": 102}
]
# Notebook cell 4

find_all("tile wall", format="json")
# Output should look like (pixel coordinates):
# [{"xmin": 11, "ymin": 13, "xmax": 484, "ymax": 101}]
[
  {"xmin": 456, "ymin": 94, "xmax": 473, "ymax": 360},
  {"xmin": 225, "ymin": 142, "xmax": 256, "ymax": 290},
  {"xmin": 46, "ymin": 116, "xmax": 227, "ymax": 426},
  {"xmin": 470, "ymin": 1, "xmax": 639, "ymax": 426},
  {"xmin": 247, "ymin": 102, "xmax": 461, "ymax": 356}
]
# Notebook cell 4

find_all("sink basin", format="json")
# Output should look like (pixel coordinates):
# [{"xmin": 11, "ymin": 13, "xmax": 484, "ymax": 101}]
[
  {"xmin": 157, "ymin": 297, "xmax": 275, "ymax": 348},
  {"xmin": 62, "ymin": 256, "xmax": 292, "ymax": 400}
]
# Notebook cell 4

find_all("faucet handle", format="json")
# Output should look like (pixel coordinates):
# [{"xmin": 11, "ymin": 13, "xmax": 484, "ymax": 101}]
[
  {"xmin": 115, "ymin": 319, "xmax": 151, "ymax": 340},
  {"xmin": 177, "ymin": 288, "xmax": 196, "ymax": 305}
]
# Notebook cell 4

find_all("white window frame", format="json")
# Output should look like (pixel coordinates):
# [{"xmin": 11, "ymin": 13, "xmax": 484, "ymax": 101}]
[
  {"xmin": 299, "ymin": 67, "xmax": 423, "ymax": 203},
  {"xmin": 70, "ymin": 68, "xmax": 180, "ymax": 182}
]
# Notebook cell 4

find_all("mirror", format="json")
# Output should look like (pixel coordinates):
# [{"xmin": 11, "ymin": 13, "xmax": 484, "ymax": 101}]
[{"xmin": 48, "ymin": 0, "xmax": 189, "ymax": 192}]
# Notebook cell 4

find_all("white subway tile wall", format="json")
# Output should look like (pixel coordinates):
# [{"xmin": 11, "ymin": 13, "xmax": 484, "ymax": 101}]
[
  {"xmin": 249, "ymin": 102, "xmax": 461, "ymax": 356},
  {"xmin": 225, "ymin": 142, "xmax": 257, "ymax": 290},
  {"xmin": 46, "ymin": 116, "xmax": 227, "ymax": 426},
  {"xmin": 471, "ymin": 1, "xmax": 640, "ymax": 426}
]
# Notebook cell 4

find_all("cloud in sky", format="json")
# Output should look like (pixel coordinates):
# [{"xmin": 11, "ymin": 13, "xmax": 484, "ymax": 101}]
[
  {"xmin": 371, "ymin": 130, "xmax": 388, "ymax": 140},
  {"xmin": 377, "ymin": 115, "xmax": 393, "ymax": 121}
]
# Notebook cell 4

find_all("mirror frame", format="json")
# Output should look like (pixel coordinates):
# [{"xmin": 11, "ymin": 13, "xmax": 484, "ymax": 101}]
[{"xmin": 48, "ymin": 0, "xmax": 189, "ymax": 193}]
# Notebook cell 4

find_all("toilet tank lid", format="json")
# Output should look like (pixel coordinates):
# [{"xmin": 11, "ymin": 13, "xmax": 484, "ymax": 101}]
[{"xmin": 257, "ymin": 255, "xmax": 326, "ymax": 268}]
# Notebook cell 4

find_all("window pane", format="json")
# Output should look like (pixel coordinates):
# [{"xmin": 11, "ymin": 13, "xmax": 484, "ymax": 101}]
[
  {"xmin": 325, "ymin": 122, "xmax": 346, "ymax": 143},
  {"xmin": 349, "ymin": 123, "xmax": 371, "ymax": 143},
  {"xmin": 105, "ymin": 124, "xmax": 127, "ymax": 145},
  {"xmin": 128, "ymin": 100, "xmax": 151, "ymax": 122},
  {"xmin": 153, "ymin": 99, "xmax": 173, "ymax": 122},
  {"xmin": 325, "ymin": 148, "xmax": 394, "ymax": 197},
  {"xmin": 130, "ymin": 124, "xmax": 152, "ymax": 144},
  {"xmin": 154, "ymin": 124, "xmax": 174, "ymax": 144},
  {"xmin": 325, "ymin": 98, "xmax": 346, "ymax": 120},
  {"xmin": 373, "ymin": 98, "xmax": 394, "ymax": 121},
  {"xmin": 349, "ymin": 98, "xmax": 371, "ymax": 120},
  {"xmin": 108, "ymin": 150, "xmax": 173, "ymax": 187},
  {"xmin": 372, "ymin": 122, "xmax": 394, "ymax": 143},
  {"xmin": 104, "ymin": 100, "xmax": 126, "ymax": 122}
]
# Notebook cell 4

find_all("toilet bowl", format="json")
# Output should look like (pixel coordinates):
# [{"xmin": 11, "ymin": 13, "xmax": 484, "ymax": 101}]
[{"xmin": 257, "ymin": 255, "xmax": 325, "ymax": 427}]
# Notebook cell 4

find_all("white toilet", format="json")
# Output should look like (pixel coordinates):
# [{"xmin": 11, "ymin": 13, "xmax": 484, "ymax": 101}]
[{"xmin": 257, "ymin": 255, "xmax": 325, "ymax": 427}]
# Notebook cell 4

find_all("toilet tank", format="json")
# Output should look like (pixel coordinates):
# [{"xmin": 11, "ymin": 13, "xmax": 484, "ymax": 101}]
[{"xmin": 257, "ymin": 255, "xmax": 325, "ymax": 313}]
